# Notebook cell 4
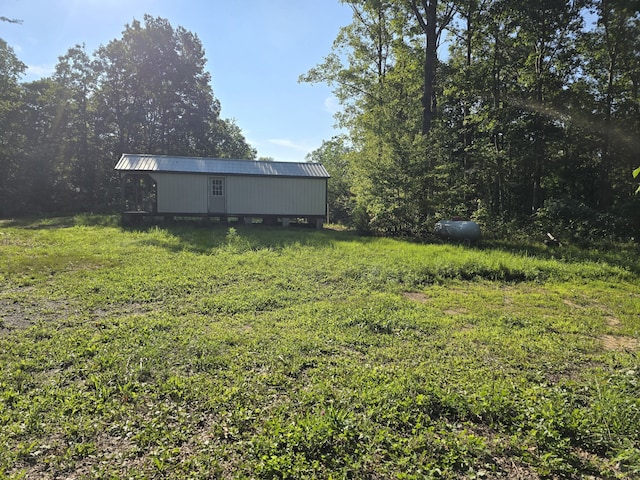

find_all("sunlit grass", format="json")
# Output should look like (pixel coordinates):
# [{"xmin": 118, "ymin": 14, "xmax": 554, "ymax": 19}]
[{"xmin": 1, "ymin": 218, "xmax": 638, "ymax": 478}]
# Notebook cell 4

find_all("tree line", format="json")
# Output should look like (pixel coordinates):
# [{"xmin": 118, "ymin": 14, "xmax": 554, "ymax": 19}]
[
  {"xmin": 0, "ymin": 15, "xmax": 255, "ymax": 216},
  {"xmin": 2, "ymin": 5, "xmax": 638, "ymax": 241},
  {"xmin": 303, "ymin": 0, "xmax": 640, "ymax": 241}
]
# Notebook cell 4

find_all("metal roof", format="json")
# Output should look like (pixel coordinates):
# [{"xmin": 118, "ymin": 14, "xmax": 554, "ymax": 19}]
[{"xmin": 114, "ymin": 154, "xmax": 330, "ymax": 178}]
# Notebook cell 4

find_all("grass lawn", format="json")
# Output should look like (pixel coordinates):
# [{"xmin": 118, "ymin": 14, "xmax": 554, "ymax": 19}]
[{"xmin": 1, "ymin": 216, "xmax": 639, "ymax": 479}]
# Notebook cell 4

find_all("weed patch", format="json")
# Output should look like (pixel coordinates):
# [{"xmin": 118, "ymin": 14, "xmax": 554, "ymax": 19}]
[{"xmin": 0, "ymin": 218, "xmax": 639, "ymax": 478}]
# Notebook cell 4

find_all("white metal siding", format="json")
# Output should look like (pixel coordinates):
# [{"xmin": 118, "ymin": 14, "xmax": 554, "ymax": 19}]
[
  {"xmin": 149, "ymin": 173, "xmax": 326, "ymax": 216},
  {"xmin": 227, "ymin": 177, "xmax": 326, "ymax": 216},
  {"xmin": 151, "ymin": 173, "xmax": 208, "ymax": 214}
]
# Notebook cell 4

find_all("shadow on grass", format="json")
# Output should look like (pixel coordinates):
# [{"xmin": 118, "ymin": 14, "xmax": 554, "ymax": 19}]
[
  {"xmin": 0, "ymin": 214, "xmax": 120, "ymax": 229},
  {"xmin": 4, "ymin": 215, "xmax": 639, "ymax": 275},
  {"xmin": 0, "ymin": 214, "xmax": 367, "ymax": 253},
  {"xmin": 124, "ymin": 220, "xmax": 356, "ymax": 253},
  {"xmin": 481, "ymin": 239, "xmax": 640, "ymax": 276}
]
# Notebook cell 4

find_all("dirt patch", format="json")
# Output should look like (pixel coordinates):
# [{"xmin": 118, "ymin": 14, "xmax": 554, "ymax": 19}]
[
  {"xmin": 0, "ymin": 296, "xmax": 77, "ymax": 333},
  {"xmin": 562, "ymin": 298, "xmax": 585, "ymax": 309},
  {"xmin": 494, "ymin": 456, "xmax": 541, "ymax": 479},
  {"xmin": 605, "ymin": 316, "xmax": 621, "ymax": 327},
  {"xmin": 459, "ymin": 323, "xmax": 476, "ymax": 333},
  {"xmin": 562, "ymin": 298, "xmax": 625, "ymax": 330},
  {"xmin": 0, "ymin": 298, "xmax": 38, "ymax": 331},
  {"xmin": 238, "ymin": 324, "xmax": 254, "ymax": 333},
  {"xmin": 403, "ymin": 292, "xmax": 469, "ymax": 316},
  {"xmin": 93, "ymin": 302, "xmax": 154, "ymax": 319},
  {"xmin": 403, "ymin": 292, "xmax": 429, "ymax": 303},
  {"xmin": 601, "ymin": 335, "xmax": 639, "ymax": 351}
]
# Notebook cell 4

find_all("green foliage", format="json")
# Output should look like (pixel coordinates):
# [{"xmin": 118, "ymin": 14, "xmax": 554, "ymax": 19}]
[
  {"xmin": 0, "ymin": 219, "xmax": 639, "ymax": 478},
  {"xmin": 1, "ymin": 16, "xmax": 255, "ymax": 216},
  {"xmin": 534, "ymin": 197, "xmax": 640, "ymax": 244},
  {"xmin": 0, "ymin": 39, "xmax": 27, "ymax": 216},
  {"xmin": 306, "ymin": 136, "xmax": 355, "ymax": 225},
  {"xmin": 302, "ymin": 0, "xmax": 640, "ymax": 238}
]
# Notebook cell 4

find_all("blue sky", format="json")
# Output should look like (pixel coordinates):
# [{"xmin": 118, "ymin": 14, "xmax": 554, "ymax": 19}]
[{"xmin": 1, "ymin": 0, "xmax": 353, "ymax": 162}]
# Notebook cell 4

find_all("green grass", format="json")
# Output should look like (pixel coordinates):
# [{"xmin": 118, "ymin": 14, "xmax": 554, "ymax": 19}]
[{"xmin": 1, "ymin": 217, "xmax": 639, "ymax": 479}]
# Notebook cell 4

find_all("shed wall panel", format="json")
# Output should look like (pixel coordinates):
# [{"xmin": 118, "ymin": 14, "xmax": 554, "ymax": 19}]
[
  {"xmin": 151, "ymin": 173, "xmax": 208, "ymax": 214},
  {"xmin": 226, "ymin": 177, "xmax": 326, "ymax": 216}
]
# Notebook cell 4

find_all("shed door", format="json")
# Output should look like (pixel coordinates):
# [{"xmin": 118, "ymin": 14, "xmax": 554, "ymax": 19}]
[{"xmin": 208, "ymin": 177, "xmax": 226, "ymax": 214}]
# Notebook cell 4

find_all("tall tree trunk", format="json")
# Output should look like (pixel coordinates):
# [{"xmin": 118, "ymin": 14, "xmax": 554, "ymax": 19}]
[
  {"xmin": 531, "ymin": 35, "xmax": 546, "ymax": 214},
  {"xmin": 423, "ymin": 0, "xmax": 437, "ymax": 135},
  {"xmin": 463, "ymin": 7, "xmax": 472, "ymax": 158},
  {"xmin": 491, "ymin": 21, "xmax": 505, "ymax": 214},
  {"xmin": 531, "ymin": 114, "xmax": 544, "ymax": 214},
  {"xmin": 597, "ymin": 0, "xmax": 617, "ymax": 209},
  {"xmin": 411, "ymin": 0, "xmax": 438, "ymax": 136},
  {"xmin": 598, "ymin": 56, "xmax": 615, "ymax": 208}
]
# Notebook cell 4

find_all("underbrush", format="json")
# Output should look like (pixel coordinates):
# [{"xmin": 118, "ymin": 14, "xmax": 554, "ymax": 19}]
[{"xmin": 1, "ymin": 218, "xmax": 638, "ymax": 478}]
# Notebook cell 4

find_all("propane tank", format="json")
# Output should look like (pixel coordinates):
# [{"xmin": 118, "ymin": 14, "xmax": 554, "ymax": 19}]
[{"xmin": 434, "ymin": 219, "xmax": 481, "ymax": 245}]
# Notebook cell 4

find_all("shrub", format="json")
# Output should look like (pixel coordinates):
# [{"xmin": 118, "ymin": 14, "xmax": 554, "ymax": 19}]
[{"xmin": 535, "ymin": 198, "xmax": 635, "ymax": 244}]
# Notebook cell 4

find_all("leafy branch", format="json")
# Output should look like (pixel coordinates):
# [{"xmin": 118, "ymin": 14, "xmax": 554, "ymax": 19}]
[{"xmin": 0, "ymin": 16, "xmax": 23, "ymax": 24}]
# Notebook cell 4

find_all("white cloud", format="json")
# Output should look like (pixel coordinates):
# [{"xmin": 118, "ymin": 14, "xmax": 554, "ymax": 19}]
[
  {"xmin": 25, "ymin": 64, "xmax": 55, "ymax": 80},
  {"xmin": 268, "ymin": 138, "xmax": 312, "ymax": 152}
]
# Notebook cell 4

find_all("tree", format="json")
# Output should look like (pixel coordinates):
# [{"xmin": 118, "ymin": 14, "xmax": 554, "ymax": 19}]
[
  {"xmin": 0, "ymin": 16, "xmax": 22, "ymax": 25},
  {"xmin": 302, "ymin": 1, "xmax": 435, "ymax": 234},
  {"xmin": 306, "ymin": 136, "xmax": 354, "ymax": 224},
  {"xmin": 301, "ymin": 0, "xmax": 640, "ymax": 237},
  {"xmin": 0, "ymin": 38, "xmax": 26, "ymax": 215},
  {"xmin": 433, "ymin": 0, "xmax": 602, "ymax": 223},
  {"xmin": 94, "ymin": 16, "xmax": 220, "ymax": 158},
  {"xmin": 0, "ymin": 15, "xmax": 255, "ymax": 215},
  {"xmin": 578, "ymin": 0, "xmax": 640, "ymax": 207},
  {"xmin": 19, "ymin": 78, "xmax": 61, "ymax": 212},
  {"xmin": 50, "ymin": 45, "xmax": 100, "ymax": 210},
  {"xmin": 91, "ymin": 15, "xmax": 254, "ymax": 206},
  {"xmin": 407, "ymin": 0, "xmax": 455, "ymax": 135},
  {"xmin": 93, "ymin": 15, "xmax": 255, "ymax": 163},
  {"xmin": 435, "ymin": 0, "xmax": 505, "ymax": 218},
  {"xmin": 210, "ymin": 118, "xmax": 257, "ymax": 159},
  {"xmin": 499, "ymin": 0, "xmax": 584, "ymax": 214}
]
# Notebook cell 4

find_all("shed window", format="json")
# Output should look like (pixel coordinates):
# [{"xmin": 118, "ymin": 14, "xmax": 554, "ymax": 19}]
[{"xmin": 211, "ymin": 178, "xmax": 224, "ymax": 196}]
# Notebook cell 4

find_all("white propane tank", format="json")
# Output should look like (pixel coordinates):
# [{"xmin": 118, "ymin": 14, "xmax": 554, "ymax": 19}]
[{"xmin": 434, "ymin": 220, "xmax": 481, "ymax": 246}]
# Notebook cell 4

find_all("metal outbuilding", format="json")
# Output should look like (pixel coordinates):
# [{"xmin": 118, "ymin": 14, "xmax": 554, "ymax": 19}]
[{"xmin": 114, "ymin": 154, "xmax": 330, "ymax": 227}]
